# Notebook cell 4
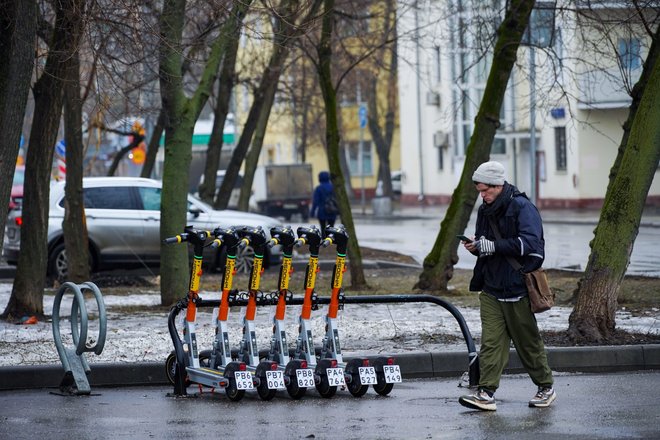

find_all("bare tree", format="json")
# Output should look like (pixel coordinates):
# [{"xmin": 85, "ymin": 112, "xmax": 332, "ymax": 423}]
[
  {"xmin": 214, "ymin": 0, "xmax": 323, "ymax": 211},
  {"xmin": 158, "ymin": 0, "xmax": 252, "ymax": 305},
  {"xmin": 3, "ymin": 0, "xmax": 83, "ymax": 320},
  {"xmin": 0, "ymin": 1, "xmax": 36, "ymax": 256},
  {"xmin": 568, "ymin": 19, "xmax": 660, "ymax": 343},
  {"xmin": 62, "ymin": 0, "xmax": 90, "ymax": 283},
  {"xmin": 415, "ymin": 0, "xmax": 535, "ymax": 291}
]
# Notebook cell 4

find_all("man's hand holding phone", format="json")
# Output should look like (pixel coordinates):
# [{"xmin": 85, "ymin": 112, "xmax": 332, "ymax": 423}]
[{"xmin": 456, "ymin": 235, "xmax": 473, "ymax": 243}]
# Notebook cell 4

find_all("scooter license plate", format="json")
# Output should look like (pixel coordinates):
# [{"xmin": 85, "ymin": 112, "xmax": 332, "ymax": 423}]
[
  {"xmin": 234, "ymin": 371, "xmax": 254, "ymax": 390},
  {"xmin": 296, "ymin": 368, "xmax": 315, "ymax": 387},
  {"xmin": 326, "ymin": 367, "xmax": 345, "ymax": 386},
  {"xmin": 358, "ymin": 366, "xmax": 377, "ymax": 385},
  {"xmin": 266, "ymin": 370, "xmax": 285, "ymax": 389},
  {"xmin": 383, "ymin": 365, "xmax": 402, "ymax": 383}
]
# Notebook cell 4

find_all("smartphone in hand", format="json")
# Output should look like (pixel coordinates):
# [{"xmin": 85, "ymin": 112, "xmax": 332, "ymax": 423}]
[{"xmin": 456, "ymin": 235, "xmax": 473, "ymax": 243}]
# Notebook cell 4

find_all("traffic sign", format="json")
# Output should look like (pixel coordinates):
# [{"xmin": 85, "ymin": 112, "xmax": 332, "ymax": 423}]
[{"xmin": 358, "ymin": 105, "xmax": 367, "ymax": 128}]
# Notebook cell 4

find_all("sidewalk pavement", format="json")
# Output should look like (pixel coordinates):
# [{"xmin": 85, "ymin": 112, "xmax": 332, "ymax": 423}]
[{"xmin": 2, "ymin": 344, "xmax": 659, "ymax": 391}]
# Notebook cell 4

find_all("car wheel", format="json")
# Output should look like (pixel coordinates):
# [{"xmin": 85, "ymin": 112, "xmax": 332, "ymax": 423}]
[
  {"xmin": 234, "ymin": 244, "xmax": 255, "ymax": 274},
  {"xmin": 47, "ymin": 242, "xmax": 95, "ymax": 282},
  {"xmin": 47, "ymin": 243, "xmax": 69, "ymax": 281}
]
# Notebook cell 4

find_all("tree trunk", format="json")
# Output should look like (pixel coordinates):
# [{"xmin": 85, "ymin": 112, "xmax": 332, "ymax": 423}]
[
  {"xmin": 239, "ymin": 85, "xmax": 276, "ymax": 212},
  {"xmin": 317, "ymin": 0, "xmax": 366, "ymax": 288},
  {"xmin": 366, "ymin": 0, "xmax": 397, "ymax": 197},
  {"xmin": 213, "ymin": 0, "xmax": 323, "ymax": 210},
  {"xmin": 415, "ymin": 0, "xmax": 535, "ymax": 292},
  {"xmin": 568, "ymin": 25, "xmax": 660, "ymax": 343},
  {"xmin": 0, "ymin": 0, "xmax": 36, "ymax": 256},
  {"xmin": 62, "ymin": 0, "xmax": 89, "ymax": 283},
  {"xmin": 158, "ymin": 0, "xmax": 251, "ymax": 305},
  {"xmin": 198, "ymin": 29, "xmax": 240, "ymax": 204},
  {"xmin": 3, "ymin": 0, "xmax": 73, "ymax": 320}
]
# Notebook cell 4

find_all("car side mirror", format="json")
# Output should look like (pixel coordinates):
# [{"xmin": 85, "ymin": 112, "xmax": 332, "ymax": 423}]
[{"xmin": 188, "ymin": 208, "xmax": 201, "ymax": 219}]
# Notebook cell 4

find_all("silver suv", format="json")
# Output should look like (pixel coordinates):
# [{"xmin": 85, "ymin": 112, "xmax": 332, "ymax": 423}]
[{"xmin": 3, "ymin": 177, "xmax": 282, "ymax": 280}]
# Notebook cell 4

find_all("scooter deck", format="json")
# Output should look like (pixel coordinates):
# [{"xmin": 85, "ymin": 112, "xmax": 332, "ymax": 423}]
[{"xmin": 186, "ymin": 366, "xmax": 229, "ymax": 388}]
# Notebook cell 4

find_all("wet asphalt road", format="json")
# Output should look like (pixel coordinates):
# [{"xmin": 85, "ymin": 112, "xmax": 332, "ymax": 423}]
[{"xmin": 1, "ymin": 371, "xmax": 658, "ymax": 439}]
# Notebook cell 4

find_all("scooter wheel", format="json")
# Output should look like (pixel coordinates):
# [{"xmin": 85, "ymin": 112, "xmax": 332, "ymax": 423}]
[
  {"xmin": 225, "ymin": 379, "xmax": 246, "ymax": 402},
  {"xmin": 373, "ymin": 374, "xmax": 394, "ymax": 396},
  {"xmin": 315, "ymin": 375, "xmax": 337, "ymax": 398},
  {"xmin": 165, "ymin": 352, "xmax": 191, "ymax": 387},
  {"xmin": 257, "ymin": 380, "xmax": 277, "ymax": 401},
  {"xmin": 165, "ymin": 352, "xmax": 177, "ymax": 385},
  {"xmin": 347, "ymin": 377, "xmax": 369, "ymax": 397},
  {"xmin": 286, "ymin": 380, "xmax": 307, "ymax": 400}
]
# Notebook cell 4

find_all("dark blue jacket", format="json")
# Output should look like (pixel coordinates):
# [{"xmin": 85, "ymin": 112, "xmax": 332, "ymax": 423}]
[
  {"xmin": 311, "ymin": 171, "xmax": 337, "ymax": 221},
  {"xmin": 469, "ymin": 185, "xmax": 545, "ymax": 299}
]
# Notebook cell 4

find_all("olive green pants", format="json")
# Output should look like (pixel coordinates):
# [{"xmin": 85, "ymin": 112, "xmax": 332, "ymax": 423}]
[{"xmin": 478, "ymin": 292, "xmax": 553, "ymax": 393}]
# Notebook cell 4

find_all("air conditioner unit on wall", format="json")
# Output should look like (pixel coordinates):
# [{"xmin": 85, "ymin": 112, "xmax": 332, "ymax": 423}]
[
  {"xmin": 433, "ymin": 131, "xmax": 448, "ymax": 148},
  {"xmin": 426, "ymin": 91, "xmax": 440, "ymax": 107}
]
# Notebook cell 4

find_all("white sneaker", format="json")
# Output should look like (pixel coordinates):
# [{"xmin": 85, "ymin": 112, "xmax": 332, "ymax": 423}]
[
  {"xmin": 459, "ymin": 388, "xmax": 497, "ymax": 411},
  {"xmin": 529, "ymin": 387, "xmax": 556, "ymax": 407}
]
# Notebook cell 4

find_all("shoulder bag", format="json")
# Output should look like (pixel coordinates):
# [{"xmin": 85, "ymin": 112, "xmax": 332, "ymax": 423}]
[{"xmin": 487, "ymin": 219, "xmax": 555, "ymax": 313}]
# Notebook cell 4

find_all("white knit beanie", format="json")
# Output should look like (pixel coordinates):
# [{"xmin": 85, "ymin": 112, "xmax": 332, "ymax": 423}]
[{"xmin": 472, "ymin": 161, "xmax": 506, "ymax": 186}]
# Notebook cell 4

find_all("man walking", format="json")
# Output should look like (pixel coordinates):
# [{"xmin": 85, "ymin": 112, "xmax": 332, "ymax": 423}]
[{"xmin": 459, "ymin": 161, "xmax": 555, "ymax": 411}]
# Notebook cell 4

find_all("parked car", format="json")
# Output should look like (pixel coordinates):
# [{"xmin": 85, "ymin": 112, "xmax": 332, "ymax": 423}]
[
  {"xmin": 3, "ymin": 177, "xmax": 283, "ymax": 281},
  {"xmin": 8, "ymin": 165, "xmax": 24, "ymax": 212}
]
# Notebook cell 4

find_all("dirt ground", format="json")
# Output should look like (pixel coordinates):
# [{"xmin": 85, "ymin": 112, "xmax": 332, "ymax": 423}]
[{"xmin": 87, "ymin": 246, "xmax": 660, "ymax": 347}]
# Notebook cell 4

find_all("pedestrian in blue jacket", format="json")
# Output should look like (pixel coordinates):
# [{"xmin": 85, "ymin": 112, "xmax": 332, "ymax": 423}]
[
  {"xmin": 310, "ymin": 171, "xmax": 337, "ymax": 235},
  {"xmin": 458, "ymin": 161, "xmax": 555, "ymax": 412}
]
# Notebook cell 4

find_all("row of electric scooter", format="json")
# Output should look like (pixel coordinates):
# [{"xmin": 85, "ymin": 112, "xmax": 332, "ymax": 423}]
[{"xmin": 165, "ymin": 224, "xmax": 402, "ymax": 401}]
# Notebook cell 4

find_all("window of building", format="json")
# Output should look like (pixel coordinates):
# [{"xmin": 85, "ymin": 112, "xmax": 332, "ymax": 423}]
[
  {"xmin": 554, "ymin": 126, "xmax": 567, "ymax": 171},
  {"xmin": 491, "ymin": 137, "xmax": 506, "ymax": 155},
  {"xmin": 618, "ymin": 37, "xmax": 642, "ymax": 70},
  {"xmin": 434, "ymin": 46, "xmax": 442, "ymax": 83},
  {"xmin": 345, "ymin": 141, "xmax": 373, "ymax": 176}
]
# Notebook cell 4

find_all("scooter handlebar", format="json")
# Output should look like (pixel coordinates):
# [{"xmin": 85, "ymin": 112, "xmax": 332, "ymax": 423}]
[
  {"xmin": 208, "ymin": 238, "xmax": 222, "ymax": 249},
  {"xmin": 163, "ymin": 233, "xmax": 188, "ymax": 244},
  {"xmin": 321, "ymin": 237, "xmax": 332, "ymax": 248},
  {"xmin": 238, "ymin": 237, "xmax": 250, "ymax": 250}
]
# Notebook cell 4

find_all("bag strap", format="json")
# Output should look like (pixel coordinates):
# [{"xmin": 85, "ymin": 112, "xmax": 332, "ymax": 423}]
[{"xmin": 487, "ymin": 218, "xmax": 523, "ymax": 272}]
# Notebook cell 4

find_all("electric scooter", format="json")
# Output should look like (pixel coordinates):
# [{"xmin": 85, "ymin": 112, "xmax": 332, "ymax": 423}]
[
  {"xmin": 287, "ymin": 225, "xmax": 342, "ymax": 398},
  {"xmin": 165, "ymin": 226, "xmax": 251, "ymax": 400},
  {"xmin": 234, "ymin": 225, "xmax": 283, "ymax": 400},
  {"xmin": 318, "ymin": 225, "xmax": 376, "ymax": 398},
  {"xmin": 264, "ymin": 226, "xmax": 314, "ymax": 399}
]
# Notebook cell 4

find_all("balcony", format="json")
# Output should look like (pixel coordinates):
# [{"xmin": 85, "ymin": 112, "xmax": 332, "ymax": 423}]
[{"xmin": 577, "ymin": 67, "xmax": 641, "ymax": 110}]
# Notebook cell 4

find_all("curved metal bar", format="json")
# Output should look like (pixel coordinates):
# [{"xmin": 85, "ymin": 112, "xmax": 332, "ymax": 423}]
[
  {"xmin": 52, "ymin": 282, "xmax": 88, "ymax": 362},
  {"xmin": 80, "ymin": 282, "xmax": 107, "ymax": 355}
]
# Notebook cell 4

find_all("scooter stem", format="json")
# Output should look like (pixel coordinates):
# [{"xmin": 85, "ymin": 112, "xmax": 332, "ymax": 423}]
[
  {"xmin": 269, "ymin": 226, "xmax": 296, "ymax": 320},
  {"xmin": 296, "ymin": 226, "xmax": 322, "ymax": 320},
  {"xmin": 323, "ymin": 225, "xmax": 349, "ymax": 319}
]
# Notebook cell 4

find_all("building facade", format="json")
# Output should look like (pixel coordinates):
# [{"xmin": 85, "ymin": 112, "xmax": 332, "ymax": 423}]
[{"xmin": 397, "ymin": 0, "xmax": 659, "ymax": 208}]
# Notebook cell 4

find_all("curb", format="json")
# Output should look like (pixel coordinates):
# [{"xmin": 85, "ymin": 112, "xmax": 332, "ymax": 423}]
[{"xmin": 1, "ymin": 345, "xmax": 658, "ymax": 391}]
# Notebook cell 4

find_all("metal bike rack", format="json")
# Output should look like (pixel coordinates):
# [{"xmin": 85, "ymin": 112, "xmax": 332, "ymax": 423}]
[
  {"xmin": 168, "ymin": 292, "xmax": 479, "ymax": 393},
  {"xmin": 52, "ymin": 282, "xmax": 107, "ymax": 395}
]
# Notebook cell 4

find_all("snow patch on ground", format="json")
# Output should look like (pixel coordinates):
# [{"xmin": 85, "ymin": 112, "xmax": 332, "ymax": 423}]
[{"xmin": 0, "ymin": 283, "xmax": 658, "ymax": 366}]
